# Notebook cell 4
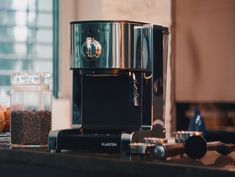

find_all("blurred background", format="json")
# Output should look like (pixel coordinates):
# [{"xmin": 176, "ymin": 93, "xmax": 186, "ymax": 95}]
[
  {"xmin": 0, "ymin": 0, "xmax": 235, "ymax": 137},
  {"xmin": 0, "ymin": 0, "xmax": 55, "ymax": 104}
]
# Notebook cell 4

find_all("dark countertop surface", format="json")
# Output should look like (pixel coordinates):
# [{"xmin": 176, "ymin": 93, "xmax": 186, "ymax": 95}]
[{"xmin": 0, "ymin": 135, "xmax": 235, "ymax": 177}]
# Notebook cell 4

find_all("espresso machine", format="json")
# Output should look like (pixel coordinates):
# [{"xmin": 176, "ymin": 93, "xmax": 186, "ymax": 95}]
[{"xmin": 48, "ymin": 21, "xmax": 169, "ymax": 153}]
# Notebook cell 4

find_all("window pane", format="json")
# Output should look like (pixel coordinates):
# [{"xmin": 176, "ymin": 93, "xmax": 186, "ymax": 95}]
[
  {"xmin": 33, "ymin": 61, "xmax": 52, "ymax": 73},
  {"xmin": 0, "ymin": 10, "xmax": 16, "ymax": 26},
  {"xmin": 0, "ymin": 0, "xmax": 12, "ymax": 9},
  {"xmin": 0, "ymin": 60, "xmax": 15, "ymax": 70},
  {"xmin": 36, "ymin": 29, "xmax": 52, "ymax": 43},
  {"xmin": 0, "ymin": 26, "xmax": 15, "ymax": 40},
  {"xmin": 0, "ymin": 60, "xmax": 42, "ymax": 71},
  {"xmin": 21, "ymin": 60, "xmax": 33, "ymax": 70},
  {"xmin": 12, "ymin": 0, "xmax": 28, "ymax": 10},
  {"xmin": 14, "ymin": 44, "xmax": 27, "ymax": 56},
  {"xmin": 37, "ymin": 13, "xmax": 52, "ymax": 27},
  {"xmin": 15, "ymin": 11, "xmax": 27, "ymax": 25},
  {"xmin": 0, "ymin": 43, "xmax": 27, "ymax": 56},
  {"xmin": 35, "ymin": 45, "xmax": 52, "ymax": 59},
  {"xmin": 14, "ymin": 26, "xmax": 28, "ymax": 42},
  {"xmin": 0, "ymin": 75, "xmax": 10, "ymax": 86},
  {"xmin": 0, "ymin": 43, "xmax": 14, "ymax": 54},
  {"xmin": 28, "ymin": 12, "xmax": 36, "ymax": 26},
  {"xmin": 28, "ymin": 0, "xmax": 36, "ymax": 11},
  {"xmin": 28, "ymin": 29, "xmax": 37, "ymax": 42},
  {"xmin": 38, "ymin": 0, "xmax": 52, "ymax": 11}
]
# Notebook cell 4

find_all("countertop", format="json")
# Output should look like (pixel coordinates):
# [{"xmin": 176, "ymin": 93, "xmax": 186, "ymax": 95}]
[{"xmin": 0, "ymin": 135, "xmax": 235, "ymax": 177}]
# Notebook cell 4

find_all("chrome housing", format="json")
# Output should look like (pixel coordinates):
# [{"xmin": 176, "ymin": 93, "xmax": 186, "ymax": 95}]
[{"xmin": 70, "ymin": 20, "xmax": 151, "ymax": 70}]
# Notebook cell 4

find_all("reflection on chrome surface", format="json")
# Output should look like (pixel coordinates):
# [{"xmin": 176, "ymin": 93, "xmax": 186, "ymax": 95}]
[{"xmin": 70, "ymin": 21, "xmax": 168, "ymax": 70}]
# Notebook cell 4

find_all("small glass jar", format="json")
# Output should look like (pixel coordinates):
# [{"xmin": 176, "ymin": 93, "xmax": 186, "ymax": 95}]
[{"xmin": 10, "ymin": 72, "xmax": 52, "ymax": 147}]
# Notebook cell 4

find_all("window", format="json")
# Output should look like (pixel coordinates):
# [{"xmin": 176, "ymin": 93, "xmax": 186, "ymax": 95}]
[{"xmin": 0, "ymin": 0, "xmax": 58, "ymax": 105}]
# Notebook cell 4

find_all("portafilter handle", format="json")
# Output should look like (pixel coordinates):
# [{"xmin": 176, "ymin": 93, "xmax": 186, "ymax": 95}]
[
  {"xmin": 184, "ymin": 135, "xmax": 207, "ymax": 160},
  {"xmin": 207, "ymin": 141, "xmax": 235, "ymax": 155},
  {"xmin": 153, "ymin": 135, "xmax": 207, "ymax": 160}
]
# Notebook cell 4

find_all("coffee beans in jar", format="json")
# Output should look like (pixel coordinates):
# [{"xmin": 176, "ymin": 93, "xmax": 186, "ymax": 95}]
[
  {"xmin": 10, "ymin": 72, "xmax": 52, "ymax": 147},
  {"xmin": 11, "ymin": 110, "xmax": 51, "ymax": 146}
]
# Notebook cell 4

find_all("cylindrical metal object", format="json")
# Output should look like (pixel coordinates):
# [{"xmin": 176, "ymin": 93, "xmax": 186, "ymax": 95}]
[
  {"xmin": 153, "ymin": 143, "xmax": 184, "ymax": 160},
  {"xmin": 144, "ymin": 137, "xmax": 168, "ymax": 145},
  {"xmin": 129, "ymin": 143, "xmax": 155, "ymax": 155},
  {"xmin": 174, "ymin": 131, "xmax": 203, "ymax": 143},
  {"xmin": 70, "ymin": 20, "xmax": 146, "ymax": 70},
  {"xmin": 70, "ymin": 20, "xmax": 168, "ymax": 71}
]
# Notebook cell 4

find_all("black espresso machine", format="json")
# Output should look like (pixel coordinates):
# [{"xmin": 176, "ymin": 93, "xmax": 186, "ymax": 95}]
[{"xmin": 48, "ymin": 21, "xmax": 169, "ymax": 153}]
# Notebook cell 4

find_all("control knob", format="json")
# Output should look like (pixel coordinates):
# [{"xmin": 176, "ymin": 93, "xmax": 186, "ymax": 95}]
[{"xmin": 82, "ymin": 37, "xmax": 102, "ymax": 60}]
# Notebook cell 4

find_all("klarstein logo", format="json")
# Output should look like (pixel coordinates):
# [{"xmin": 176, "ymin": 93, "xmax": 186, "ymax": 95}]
[{"xmin": 101, "ymin": 142, "xmax": 118, "ymax": 147}]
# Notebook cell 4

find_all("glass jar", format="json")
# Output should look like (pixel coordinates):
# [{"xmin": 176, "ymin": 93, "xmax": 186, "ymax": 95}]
[{"xmin": 10, "ymin": 72, "xmax": 52, "ymax": 147}]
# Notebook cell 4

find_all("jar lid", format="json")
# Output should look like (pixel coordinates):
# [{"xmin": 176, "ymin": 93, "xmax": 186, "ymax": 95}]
[{"xmin": 11, "ymin": 72, "xmax": 51, "ymax": 86}]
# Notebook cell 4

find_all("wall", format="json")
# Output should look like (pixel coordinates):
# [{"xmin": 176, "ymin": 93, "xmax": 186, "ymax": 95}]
[
  {"xmin": 57, "ymin": 0, "xmax": 172, "ymax": 136},
  {"xmin": 52, "ymin": 0, "xmax": 77, "ymax": 130},
  {"xmin": 75, "ymin": 0, "xmax": 171, "ymax": 25},
  {"xmin": 174, "ymin": 0, "xmax": 235, "ymax": 102}
]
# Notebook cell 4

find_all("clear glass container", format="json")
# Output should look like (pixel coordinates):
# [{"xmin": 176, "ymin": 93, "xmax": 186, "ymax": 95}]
[{"xmin": 10, "ymin": 72, "xmax": 52, "ymax": 147}]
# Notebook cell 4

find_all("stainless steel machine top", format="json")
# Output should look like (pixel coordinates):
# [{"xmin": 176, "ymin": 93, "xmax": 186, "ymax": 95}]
[{"xmin": 70, "ymin": 20, "xmax": 168, "ymax": 70}]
